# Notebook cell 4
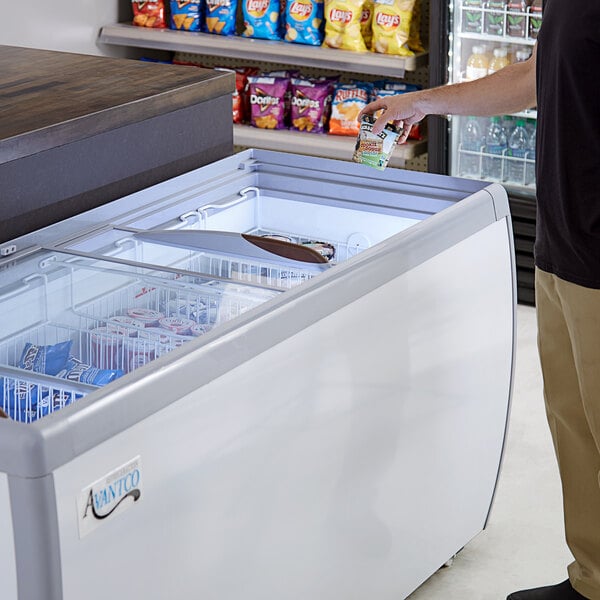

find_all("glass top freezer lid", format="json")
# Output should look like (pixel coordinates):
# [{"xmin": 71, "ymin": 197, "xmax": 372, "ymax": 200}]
[{"xmin": 0, "ymin": 249, "xmax": 279, "ymax": 424}]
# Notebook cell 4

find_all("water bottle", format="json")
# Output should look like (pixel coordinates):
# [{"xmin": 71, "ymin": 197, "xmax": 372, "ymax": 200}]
[
  {"xmin": 460, "ymin": 116, "xmax": 483, "ymax": 177},
  {"xmin": 525, "ymin": 121, "xmax": 536, "ymax": 185},
  {"xmin": 507, "ymin": 118, "xmax": 529, "ymax": 184},
  {"xmin": 483, "ymin": 116, "xmax": 507, "ymax": 180}
]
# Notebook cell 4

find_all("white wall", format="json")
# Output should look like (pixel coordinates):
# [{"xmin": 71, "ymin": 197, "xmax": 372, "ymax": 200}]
[{"xmin": 1, "ymin": 0, "xmax": 133, "ymax": 57}]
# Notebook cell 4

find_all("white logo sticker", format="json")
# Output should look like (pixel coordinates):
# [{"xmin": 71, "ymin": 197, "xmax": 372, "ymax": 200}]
[{"xmin": 77, "ymin": 456, "xmax": 143, "ymax": 539}]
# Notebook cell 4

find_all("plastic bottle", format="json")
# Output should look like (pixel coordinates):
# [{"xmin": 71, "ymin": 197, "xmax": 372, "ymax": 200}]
[
  {"xmin": 529, "ymin": 0, "xmax": 543, "ymax": 39},
  {"xmin": 507, "ymin": 118, "xmax": 530, "ymax": 184},
  {"xmin": 483, "ymin": 0, "xmax": 508, "ymax": 36},
  {"xmin": 466, "ymin": 45, "xmax": 489, "ymax": 81},
  {"xmin": 488, "ymin": 47, "xmax": 510, "ymax": 74},
  {"xmin": 484, "ymin": 116, "xmax": 507, "ymax": 180},
  {"xmin": 525, "ymin": 121, "xmax": 536, "ymax": 185},
  {"xmin": 506, "ymin": 0, "xmax": 530, "ymax": 38},
  {"xmin": 515, "ymin": 48, "xmax": 531, "ymax": 63},
  {"xmin": 462, "ymin": 0, "xmax": 484, "ymax": 34},
  {"xmin": 460, "ymin": 116, "xmax": 483, "ymax": 177}
]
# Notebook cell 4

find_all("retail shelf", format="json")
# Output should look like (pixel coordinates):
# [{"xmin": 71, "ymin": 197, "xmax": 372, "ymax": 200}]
[
  {"xmin": 233, "ymin": 125, "xmax": 427, "ymax": 168},
  {"xmin": 99, "ymin": 23, "xmax": 428, "ymax": 77},
  {"xmin": 457, "ymin": 31, "xmax": 537, "ymax": 47}
]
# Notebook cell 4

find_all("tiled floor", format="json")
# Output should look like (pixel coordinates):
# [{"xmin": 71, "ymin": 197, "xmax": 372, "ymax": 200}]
[{"xmin": 406, "ymin": 304, "xmax": 573, "ymax": 599}]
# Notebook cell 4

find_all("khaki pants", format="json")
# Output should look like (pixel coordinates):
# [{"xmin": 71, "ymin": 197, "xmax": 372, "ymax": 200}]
[{"xmin": 536, "ymin": 268, "xmax": 600, "ymax": 599}]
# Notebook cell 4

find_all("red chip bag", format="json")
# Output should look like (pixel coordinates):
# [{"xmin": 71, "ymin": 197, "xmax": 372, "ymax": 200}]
[{"xmin": 132, "ymin": 0, "xmax": 167, "ymax": 27}]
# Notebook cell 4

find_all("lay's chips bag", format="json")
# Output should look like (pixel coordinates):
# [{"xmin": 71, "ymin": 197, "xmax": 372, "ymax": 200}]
[
  {"xmin": 323, "ymin": 0, "xmax": 366, "ymax": 52},
  {"xmin": 205, "ymin": 0, "xmax": 238, "ymax": 35},
  {"xmin": 360, "ymin": 0, "xmax": 374, "ymax": 48},
  {"xmin": 170, "ymin": 0, "xmax": 203, "ymax": 30},
  {"xmin": 285, "ymin": 0, "xmax": 324, "ymax": 45},
  {"xmin": 243, "ymin": 0, "xmax": 283, "ymax": 40},
  {"xmin": 372, "ymin": 0, "xmax": 415, "ymax": 56}
]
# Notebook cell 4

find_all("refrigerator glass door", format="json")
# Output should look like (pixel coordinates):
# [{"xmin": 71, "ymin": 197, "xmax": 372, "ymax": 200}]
[{"xmin": 449, "ymin": 0, "xmax": 538, "ymax": 197}]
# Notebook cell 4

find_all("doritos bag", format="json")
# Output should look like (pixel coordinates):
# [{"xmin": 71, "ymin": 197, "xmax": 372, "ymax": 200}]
[
  {"xmin": 285, "ymin": 0, "xmax": 324, "ymax": 46},
  {"xmin": 248, "ymin": 76, "xmax": 289, "ymax": 129},
  {"xmin": 290, "ymin": 78, "xmax": 331, "ymax": 133},
  {"xmin": 132, "ymin": 0, "xmax": 167, "ymax": 27},
  {"xmin": 323, "ymin": 0, "xmax": 366, "ymax": 51},
  {"xmin": 371, "ymin": 0, "xmax": 415, "ymax": 56},
  {"xmin": 243, "ymin": 0, "xmax": 283, "ymax": 39},
  {"xmin": 205, "ymin": 0, "xmax": 238, "ymax": 34},
  {"xmin": 170, "ymin": 0, "xmax": 202, "ymax": 30}
]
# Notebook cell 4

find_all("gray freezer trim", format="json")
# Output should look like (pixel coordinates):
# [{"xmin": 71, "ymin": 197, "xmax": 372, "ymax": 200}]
[
  {"xmin": 0, "ymin": 185, "xmax": 514, "ymax": 478},
  {"xmin": 9, "ymin": 473, "xmax": 63, "ymax": 600}
]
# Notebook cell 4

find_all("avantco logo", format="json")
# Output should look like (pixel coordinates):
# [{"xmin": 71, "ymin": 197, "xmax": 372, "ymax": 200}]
[
  {"xmin": 77, "ymin": 456, "xmax": 143, "ymax": 538},
  {"xmin": 289, "ymin": 0, "xmax": 313, "ymax": 20},
  {"xmin": 246, "ymin": 0, "xmax": 270, "ymax": 16},
  {"xmin": 375, "ymin": 11, "xmax": 400, "ymax": 28},
  {"xmin": 329, "ymin": 8, "xmax": 353, "ymax": 24}
]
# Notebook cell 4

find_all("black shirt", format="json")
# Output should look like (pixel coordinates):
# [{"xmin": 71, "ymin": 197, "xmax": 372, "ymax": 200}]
[{"xmin": 535, "ymin": 0, "xmax": 600, "ymax": 288}]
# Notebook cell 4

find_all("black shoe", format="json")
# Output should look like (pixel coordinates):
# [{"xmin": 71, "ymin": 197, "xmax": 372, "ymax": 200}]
[{"xmin": 507, "ymin": 579, "xmax": 588, "ymax": 599}]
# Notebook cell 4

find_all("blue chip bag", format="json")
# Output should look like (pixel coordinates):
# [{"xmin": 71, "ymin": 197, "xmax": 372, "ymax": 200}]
[
  {"xmin": 18, "ymin": 341, "xmax": 72, "ymax": 376},
  {"xmin": 285, "ymin": 0, "xmax": 324, "ymax": 45},
  {"xmin": 170, "ymin": 0, "xmax": 203, "ymax": 31},
  {"xmin": 0, "ymin": 378, "xmax": 49, "ymax": 423},
  {"xmin": 205, "ymin": 0, "xmax": 238, "ymax": 35},
  {"xmin": 58, "ymin": 357, "xmax": 124, "ymax": 386},
  {"xmin": 242, "ymin": 0, "xmax": 282, "ymax": 40}
]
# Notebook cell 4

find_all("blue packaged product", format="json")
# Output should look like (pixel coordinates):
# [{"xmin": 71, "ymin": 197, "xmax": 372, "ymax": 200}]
[
  {"xmin": 0, "ymin": 378, "xmax": 49, "ymax": 423},
  {"xmin": 18, "ymin": 341, "xmax": 72, "ymax": 376},
  {"xmin": 204, "ymin": 0, "xmax": 238, "ymax": 35},
  {"xmin": 170, "ymin": 0, "xmax": 203, "ymax": 30},
  {"xmin": 59, "ymin": 357, "xmax": 124, "ymax": 386},
  {"xmin": 242, "ymin": 0, "xmax": 282, "ymax": 40},
  {"xmin": 285, "ymin": 0, "xmax": 324, "ymax": 45}
]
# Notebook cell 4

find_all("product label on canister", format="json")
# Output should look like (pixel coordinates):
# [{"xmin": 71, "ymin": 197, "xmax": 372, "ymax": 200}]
[{"xmin": 77, "ymin": 456, "xmax": 143, "ymax": 538}]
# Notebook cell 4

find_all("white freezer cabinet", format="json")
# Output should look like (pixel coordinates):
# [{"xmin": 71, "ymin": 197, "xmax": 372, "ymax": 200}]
[{"xmin": 0, "ymin": 150, "xmax": 516, "ymax": 600}]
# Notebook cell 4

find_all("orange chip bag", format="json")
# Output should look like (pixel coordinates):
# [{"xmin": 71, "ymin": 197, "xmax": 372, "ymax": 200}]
[
  {"xmin": 371, "ymin": 0, "xmax": 415, "ymax": 56},
  {"xmin": 328, "ymin": 82, "xmax": 370, "ymax": 136},
  {"xmin": 132, "ymin": 0, "xmax": 167, "ymax": 28},
  {"xmin": 323, "ymin": 0, "xmax": 366, "ymax": 52}
]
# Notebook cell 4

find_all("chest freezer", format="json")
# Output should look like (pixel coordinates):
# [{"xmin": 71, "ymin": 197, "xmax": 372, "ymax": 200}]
[{"xmin": 0, "ymin": 149, "xmax": 516, "ymax": 600}]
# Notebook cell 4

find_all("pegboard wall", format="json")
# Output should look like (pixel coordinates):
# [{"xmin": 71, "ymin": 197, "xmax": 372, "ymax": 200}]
[{"xmin": 175, "ymin": 0, "xmax": 430, "ymax": 171}]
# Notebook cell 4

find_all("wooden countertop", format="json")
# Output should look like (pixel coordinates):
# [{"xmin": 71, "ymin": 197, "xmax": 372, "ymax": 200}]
[{"xmin": 0, "ymin": 45, "xmax": 234, "ymax": 163}]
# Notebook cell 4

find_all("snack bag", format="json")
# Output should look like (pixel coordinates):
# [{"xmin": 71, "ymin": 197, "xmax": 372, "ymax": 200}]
[
  {"xmin": 58, "ymin": 357, "xmax": 124, "ymax": 386},
  {"xmin": 408, "ymin": 0, "xmax": 425, "ymax": 52},
  {"xmin": 248, "ymin": 76, "xmax": 289, "ymax": 129},
  {"xmin": 242, "ymin": 0, "xmax": 282, "ymax": 40},
  {"xmin": 360, "ymin": 0, "xmax": 374, "ymax": 48},
  {"xmin": 205, "ymin": 0, "xmax": 238, "ymax": 35},
  {"xmin": 328, "ymin": 82, "xmax": 370, "ymax": 136},
  {"xmin": 352, "ymin": 114, "xmax": 401, "ymax": 170},
  {"xmin": 132, "ymin": 0, "xmax": 167, "ymax": 27},
  {"xmin": 18, "ymin": 341, "xmax": 73, "ymax": 376},
  {"xmin": 323, "ymin": 0, "xmax": 366, "ymax": 51},
  {"xmin": 371, "ymin": 0, "xmax": 415, "ymax": 56},
  {"xmin": 285, "ymin": 0, "xmax": 324, "ymax": 46},
  {"xmin": 170, "ymin": 0, "xmax": 202, "ymax": 30},
  {"xmin": 290, "ymin": 78, "xmax": 330, "ymax": 133}
]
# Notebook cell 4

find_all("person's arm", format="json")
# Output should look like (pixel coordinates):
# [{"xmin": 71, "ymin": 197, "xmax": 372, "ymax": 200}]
[{"xmin": 361, "ymin": 43, "xmax": 537, "ymax": 140}]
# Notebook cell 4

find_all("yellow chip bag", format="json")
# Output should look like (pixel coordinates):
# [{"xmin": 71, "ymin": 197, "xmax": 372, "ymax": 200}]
[
  {"xmin": 360, "ymin": 0, "xmax": 374, "ymax": 48},
  {"xmin": 371, "ymin": 0, "xmax": 415, "ymax": 56},
  {"xmin": 408, "ymin": 0, "xmax": 425, "ymax": 52},
  {"xmin": 323, "ymin": 0, "xmax": 366, "ymax": 52}
]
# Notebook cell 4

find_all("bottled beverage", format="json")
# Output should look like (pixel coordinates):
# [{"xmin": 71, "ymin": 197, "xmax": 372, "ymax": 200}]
[
  {"xmin": 462, "ymin": 0, "xmax": 483, "ymax": 34},
  {"xmin": 483, "ymin": 116, "xmax": 507, "ymax": 180},
  {"xmin": 488, "ymin": 47, "xmax": 510, "ymax": 74},
  {"xmin": 466, "ymin": 45, "xmax": 489, "ymax": 80},
  {"xmin": 483, "ymin": 0, "xmax": 507, "ymax": 36},
  {"xmin": 506, "ymin": 0, "xmax": 530, "ymax": 38},
  {"xmin": 460, "ymin": 116, "xmax": 483, "ymax": 177},
  {"xmin": 507, "ymin": 118, "xmax": 530, "ymax": 184},
  {"xmin": 529, "ymin": 0, "xmax": 543, "ymax": 39},
  {"xmin": 515, "ymin": 48, "xmax": 531, "ymax": 62},
  {"xmin": 525, "ymin": 120, "xmax": 536, "ymax": 185}
]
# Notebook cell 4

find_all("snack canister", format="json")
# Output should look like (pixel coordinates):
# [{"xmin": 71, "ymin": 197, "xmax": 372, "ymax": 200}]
[
  {"xmin": 89, "ymin": 326, "xmax": 127, "ymax": 370},
  {"xmin": 126, "ymin": 308, "xmax": 164, "ymax": 327},
  {"xmin": 158, "ymin": 316, "xmax": 195, "ymax": 336},
  {"xmin": 123, "ymin": 337, "xmax": 156, "ymax": 373}
]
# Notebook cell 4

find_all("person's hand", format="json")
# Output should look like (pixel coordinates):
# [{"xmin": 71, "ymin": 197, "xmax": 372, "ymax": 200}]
[{"xmin": 358, "ymin": 91, "xmax": 426, "ymax": 142}]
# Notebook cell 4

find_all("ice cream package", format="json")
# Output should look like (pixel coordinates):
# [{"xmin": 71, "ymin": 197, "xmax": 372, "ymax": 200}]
[{"xmin": 352, "ymin": 114, "xmax": 401, "ymax": 170}]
